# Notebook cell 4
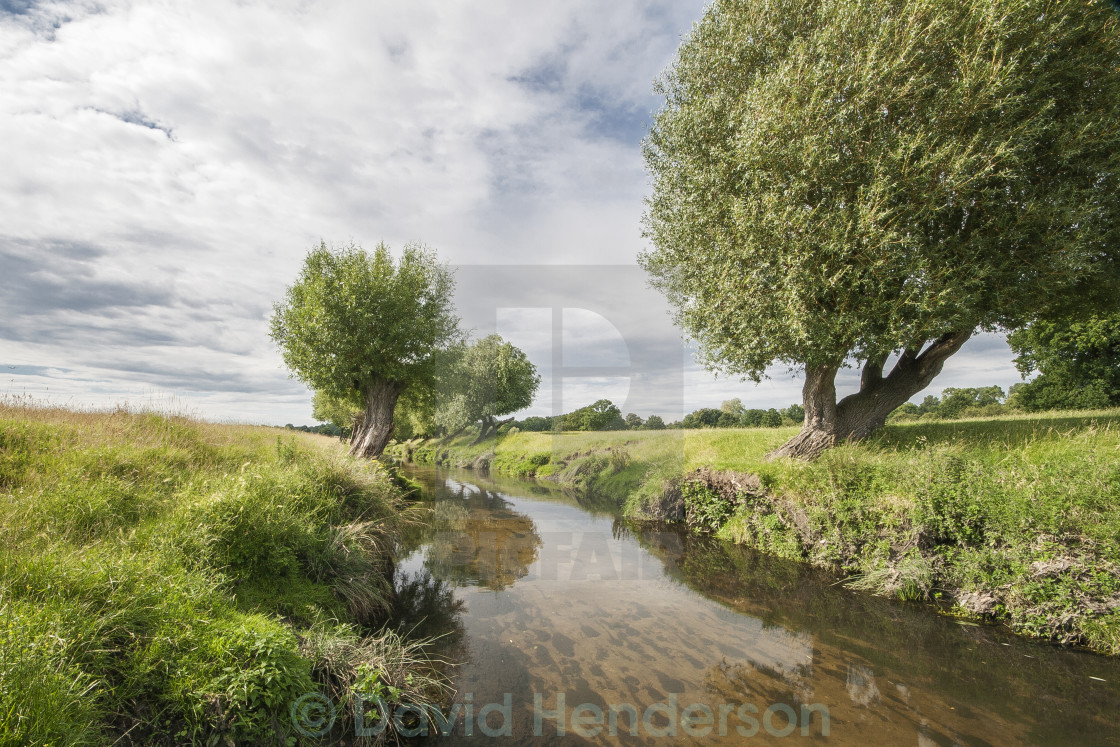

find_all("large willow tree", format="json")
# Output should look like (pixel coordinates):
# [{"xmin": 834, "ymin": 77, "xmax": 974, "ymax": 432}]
[
  {"xmin": 271, "ymin": 241, "xmax": 460, "ymax": 458},
  {"xmin": 641, "ymin": 0, "xmax": 1120, "ymax": 459}
]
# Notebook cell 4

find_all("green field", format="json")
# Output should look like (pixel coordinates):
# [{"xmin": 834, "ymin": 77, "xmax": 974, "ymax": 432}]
[
  {"xmin": 389, "ymin": 410, "xmax": 1120, "ymax": 655},
  {"xmin": 0, "ymin": 402, "xmax": 445, "ymax": 746}
]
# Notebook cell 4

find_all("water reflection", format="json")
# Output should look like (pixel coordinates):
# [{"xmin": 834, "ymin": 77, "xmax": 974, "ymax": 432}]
[
  {"xmin": 401, "ymin": 477, "xmax": 542, "ymax": 591},
  {"xmin": 390, "ymin": 569, "xmax": 466, "ymax": 645},
  {"xmin": 633, "ymin": 520, "xmax": 1120, "ymax": 745},
  {"xmin": 396, "ymin": 466, "xmax": 1120, "ymax": 746}
]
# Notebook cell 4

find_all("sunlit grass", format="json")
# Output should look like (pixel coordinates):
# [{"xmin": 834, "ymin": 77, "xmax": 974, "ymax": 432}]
[{"xmin": 0, "ymin": 398, "xmax": 442, "ymax": 745}]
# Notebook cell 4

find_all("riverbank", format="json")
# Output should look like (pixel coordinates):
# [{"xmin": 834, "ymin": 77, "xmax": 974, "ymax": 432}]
[
  {"xmin": 0, "ymin": 402, "xmax": 447, "ymax": 745},
  {"xmin": 387, "ymin": 409, "xmax": 1120, "ymax": 655}
]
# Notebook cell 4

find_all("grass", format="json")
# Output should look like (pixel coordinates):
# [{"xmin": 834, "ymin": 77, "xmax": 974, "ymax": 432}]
[
  {"xmin": 0, "ymin": 400, "xmax": 450, "ymax": 746},
  {"xmin": 388, "ymin": 408, "xmax": 1120, "ymax": 654}
]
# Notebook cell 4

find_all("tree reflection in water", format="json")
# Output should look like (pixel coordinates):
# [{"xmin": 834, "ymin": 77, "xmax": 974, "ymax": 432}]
[
  {"xmin": 390, "ymin": 569, "xmax": 466, "ymax": 644},
  {"xmin": 632, "ymin": 522, "xmax": 1120, "ymax": 746},
  {"xmin": 391, "ymin": 467, "xmax": 1120, "ymax": 746},
  {"xmin": 411, "ymin": 479, "xmax": 543, "ymax": 591}
]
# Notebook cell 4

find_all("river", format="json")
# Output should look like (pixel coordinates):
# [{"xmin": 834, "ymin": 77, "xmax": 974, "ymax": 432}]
[{"xmin": 388, "ymin": 465, "xmax": 1120, "ymax": 745}]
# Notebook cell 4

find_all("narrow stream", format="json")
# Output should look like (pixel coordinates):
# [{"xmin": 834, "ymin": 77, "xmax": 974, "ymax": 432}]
[{"xmin": 391, "ymin": 465, "xmax": 1120, "ymax": 745}]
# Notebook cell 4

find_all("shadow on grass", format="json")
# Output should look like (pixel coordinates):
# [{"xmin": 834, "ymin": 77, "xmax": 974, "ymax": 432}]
[{"xmin": 870, "ymin": 410, "xmax": 1120, "ymax": 450}]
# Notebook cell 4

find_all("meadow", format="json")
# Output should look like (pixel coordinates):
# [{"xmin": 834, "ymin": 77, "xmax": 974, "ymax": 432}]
[
  {"xmin": 0, "ymin": 401, "xmax": 446, "ymax": 746},
  {"xmin": 389, "ymin": 409, "xmax": 1120, "ymax": 655}
]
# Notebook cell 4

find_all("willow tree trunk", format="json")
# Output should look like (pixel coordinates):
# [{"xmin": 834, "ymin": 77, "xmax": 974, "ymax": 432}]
[
  {"xmin": 472, "ymin": 415, "xmax": 514, "ymax": 444},
  {"xmin": 348, "ymin": 380, "xmax": 404, "ymax": 459},
  {"xmin": 767, "ymin": 330, "xmax": 973, "ymax": 461}
]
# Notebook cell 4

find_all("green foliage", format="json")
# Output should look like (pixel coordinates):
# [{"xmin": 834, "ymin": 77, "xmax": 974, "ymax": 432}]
[
  {"xmin": 270, "ymin": 240, "xmax": 460, "ymax": 403},
  {"xmin": 558, "ymin": 399, "xmax": 626, "ymax": 431},
  {"xmin": 678, "ymin": 405, "xmax": 792, "ymax": 428},
  {"xmin": 1010, "ymin": 379, "xmax": 1112, "ymax": 413},
  {"xmin": 780, "ymin": 404, "xmax": 805, "ymax": 424},
  {"xmin": 311, "ymin": 389, "xmax": 361, "ymax": 435},
  {"xmin": 607, "ymin": 447, "xmax": 631, "ymax": 472},
  {"xmin": 642, "ymin": 414, "xmax": 666, "ymax": 430},
  {"xmin": 889, "ymin": 386, "xmax": 1012, "ymax": 422},
  {"xmin": 392, "ymin": 384, "xmax": 439, "ymax": 441},
  {"xmin": 720, "ymin": 398, "xmax": 746, "ymax": 418},
  {"xmin": 642, "ymin": 0, "xmax": 1120, "ymax": 380},
  {"xmin": 300, "ymin": 622, "xmax": 451, "ymax": 739},
  {"xmin": 682, "ymin": 481, "xmax": 734, "ymax": 533},
  {"xmin": 527, "ymin": 452, "xmax": 551, "ymax": 468},
  {"xmin": 936, "ymin": 386, "xmax": 1004, "ymax": 419},
  {"xmin": 434, "ymin": 334, "xmax": 540, "ymax": 434},
  {"xmin": 682, "ymin": 408, "xmax": 722, "ymax": 428},
  {"xmin": 0, "ymin": 598, "xmax": 102, "ymax": 745},
  {"xmin": 287, "ymin": 421, "xmax": 345, "ymax": 438},
  {"xmin": 0, "ymin": 405, "xmax": 432, "ymax": 744},
  {"xmin": 1008, "ymin": 313, "xmax": 1120, "ymax": 411},
  {"xmin": 517, "ymin": 415, "xmax": 555, "ymax": 432},
  {"xmin": 847, "ymin": 551, "xmax": 935, "ymax": 602},
  {"xmin": 912, "ymin": 452, "xmax": 987, "ymax": 546},
  {"xmin": 740, "ymin": 409, "xmax": 765, "ymax": 428},
  {"xmin": 186, "ymin": 620, "xmax": 315, "ymax": 744},
  {"xmin": 888, "ymin": 402, "xmax": 922, "ymax": 422}
]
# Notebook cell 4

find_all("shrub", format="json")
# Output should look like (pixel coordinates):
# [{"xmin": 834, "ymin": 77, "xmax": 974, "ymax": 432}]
[{"xmin": 682, "ymin": 481, "xmax": 734, "ymax": 532}]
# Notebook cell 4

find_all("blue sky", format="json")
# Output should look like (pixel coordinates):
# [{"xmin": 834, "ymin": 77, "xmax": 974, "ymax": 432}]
[{"xmin": 0, "ymin": 0, "xmax": 1025, "ymax": 424}]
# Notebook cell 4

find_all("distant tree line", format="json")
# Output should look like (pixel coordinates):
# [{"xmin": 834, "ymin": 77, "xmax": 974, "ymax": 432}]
[
  {"xmin": 509, "ymin": 398, "xmax": 805, "ymax": 433},
  {"xmin": 503, "ymin": 338, "xmax": 1120, "ymax": 435},
  {"xmin": 283, "ymin": 422, "xmax": 347, "ymax": 438},
  {"xmin": 888, "ymin": 387, "xmax": 1010, "ymax": 422}
]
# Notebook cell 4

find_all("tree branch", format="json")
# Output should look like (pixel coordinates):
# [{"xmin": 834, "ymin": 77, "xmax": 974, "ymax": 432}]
[
  {"xmin": 915, "ymin": 329, "xmax": 973, "ymax": 366},
  {"xmin": 860, "ymin": 355, "xmax": 887, "ymax": 391}
]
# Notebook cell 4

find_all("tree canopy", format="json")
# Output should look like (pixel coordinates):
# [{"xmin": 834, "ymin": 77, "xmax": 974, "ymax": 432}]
[
  {"xmin": 558, "ymin": 399, "xmax": 626, "ymax": 431},
  {"xmin": 1008, "ymin": 312, "xmax": 1120, "ymax": 411},
  {"xmin": 270, "ymin": 241, "xmax": 460, "ymax": 457},
  {"xmin": 641, "ymin": 0, "xmax": 1120, "ymax": 458},
  {"xmin": 434, "ymin": 335, "xmax": 540, "ymax": 441},
  {"xmin": 311, "ymin": 390, "xmax": 361, "ymax": 436}
]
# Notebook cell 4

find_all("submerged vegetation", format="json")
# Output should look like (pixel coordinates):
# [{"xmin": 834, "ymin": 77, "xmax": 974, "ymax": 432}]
[
  {"xmin": 389, "ymin": 408, "xmax": 1120, "ymax": 655},
  {"xmin": 0, "ymin": 400, "xmax": 450, "ymax": 746}
]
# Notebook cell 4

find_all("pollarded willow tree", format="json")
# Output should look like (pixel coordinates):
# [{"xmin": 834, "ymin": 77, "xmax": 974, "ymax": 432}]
[
  {"xmin": 434, "ymin": 334, "xmax": 540, "ymax": 442},
  {"xmin": 641, "ymin": 0, "xmax": 1120, "ymax": 459},
  {"xmin": 270, "ymin": 241, "xmax": 460, "ymax": 458}
]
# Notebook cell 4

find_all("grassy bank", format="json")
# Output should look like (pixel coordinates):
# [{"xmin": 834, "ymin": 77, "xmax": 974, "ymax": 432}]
[
  {"xmin": 0, "ymin": 402, "xmax": 447, "ymax": 746},
  {"xmin": 388, "ymin": 410, "xmax": 1120, "ymax": 655}
]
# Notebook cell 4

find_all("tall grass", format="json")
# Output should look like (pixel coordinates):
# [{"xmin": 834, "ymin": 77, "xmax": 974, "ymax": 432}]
[{"xmin": 0, "ymin": 399, "xmax": 446, "ymax": 745}]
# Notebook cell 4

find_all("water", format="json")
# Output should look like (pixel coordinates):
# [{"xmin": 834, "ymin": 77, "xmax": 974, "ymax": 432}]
[{"xmin": 391, "ymin": 466, "xmax": 1120, "ymax": 745}]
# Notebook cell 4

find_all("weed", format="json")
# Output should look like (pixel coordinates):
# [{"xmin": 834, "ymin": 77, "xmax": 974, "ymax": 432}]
[{"xmin": 681, "ymin": 481, "xmax": 734, "ymax": 533}]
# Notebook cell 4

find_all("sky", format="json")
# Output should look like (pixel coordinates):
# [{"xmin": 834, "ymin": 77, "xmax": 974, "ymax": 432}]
[{"xmin": 0, "ymin": 0, "xmax": 1026, "ymax": 425}]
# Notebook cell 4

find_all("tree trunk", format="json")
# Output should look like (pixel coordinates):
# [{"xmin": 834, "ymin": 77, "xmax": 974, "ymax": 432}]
[
  {"xmin": 471, "ymin": 416, "xmax": 514, "ymax": 444},
  {"xmin": 767, "ymin": 330, "xmax": 973, "ymax": 461},
  {"xmin": 348, "ymin": 380, "xmax": 404, "ymax": 459},
  {"xmin": 766, "ymin": 362, "xmax": 841, "ymax": 459}
]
